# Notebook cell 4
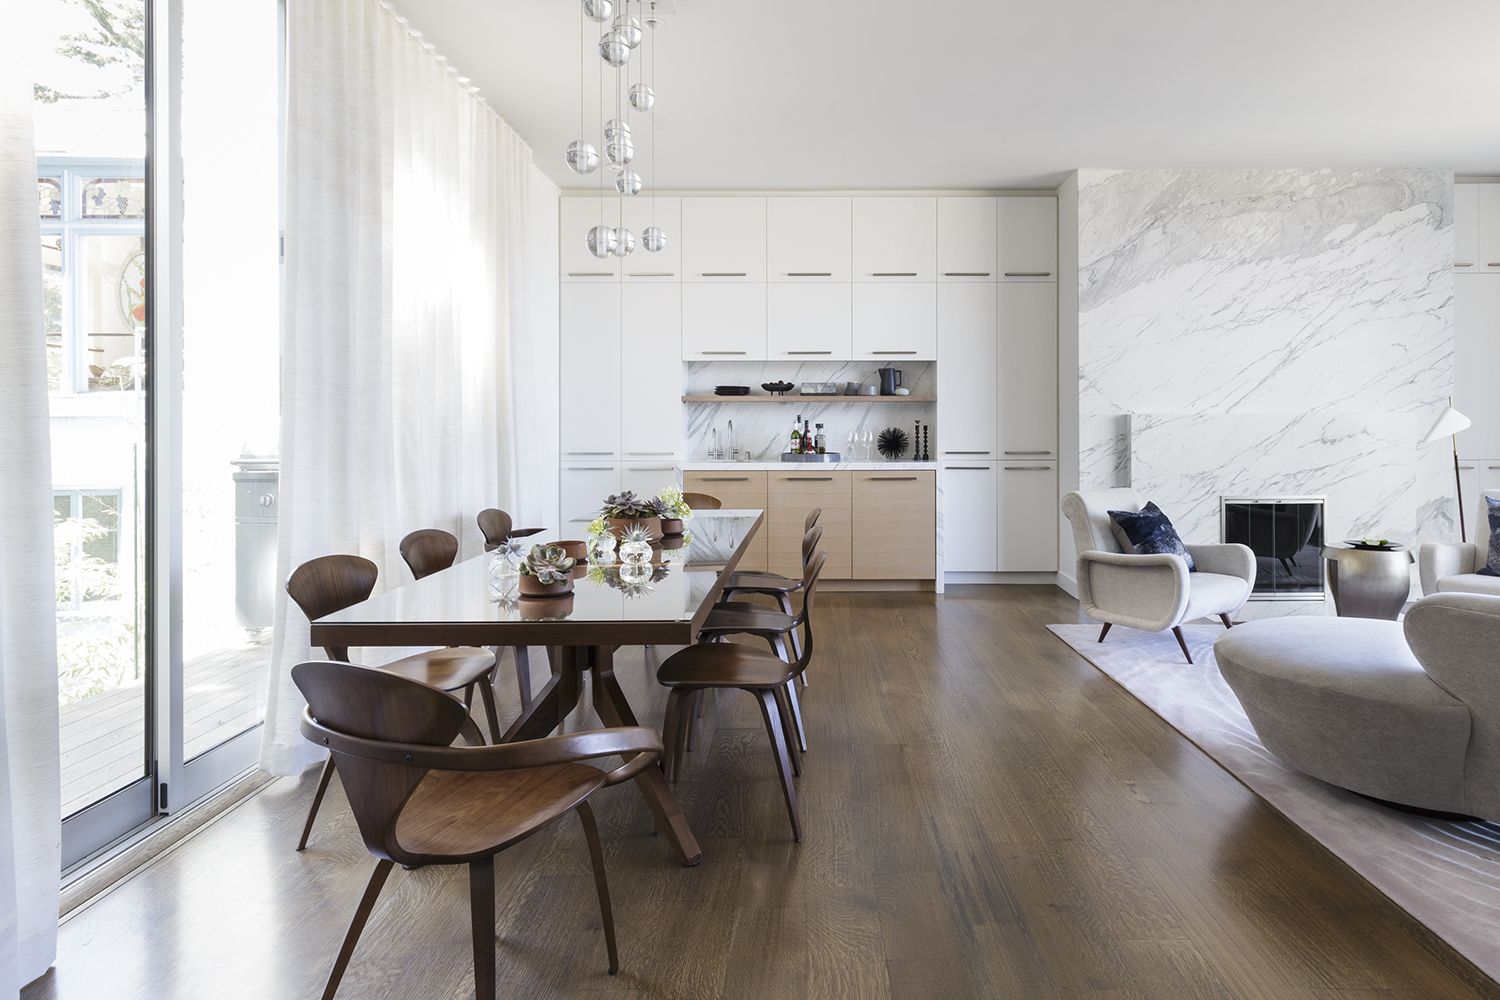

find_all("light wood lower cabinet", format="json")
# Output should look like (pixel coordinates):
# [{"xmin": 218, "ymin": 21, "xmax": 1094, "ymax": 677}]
[
  {"xmin": 853, "ymin": 472, "xmax": 936, "ymax": 579},
  {"xmin": 683, "ymin": 470, "xmax": 769, "ymax": 572},
  {"xmin": 767, "ymin": 472, "xmax": 853, "ymax": 579}
]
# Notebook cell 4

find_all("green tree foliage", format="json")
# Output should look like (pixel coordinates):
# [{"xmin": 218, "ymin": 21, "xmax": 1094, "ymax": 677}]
[{"xmin": 34, "ymin": 0, "xmax": 146, "ymax": 104}]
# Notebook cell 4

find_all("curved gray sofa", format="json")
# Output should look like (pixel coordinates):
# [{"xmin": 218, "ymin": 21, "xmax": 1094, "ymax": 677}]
[{"xmin": 1215, "ymin": 593, "xmax": 1500, "ymax": 818}]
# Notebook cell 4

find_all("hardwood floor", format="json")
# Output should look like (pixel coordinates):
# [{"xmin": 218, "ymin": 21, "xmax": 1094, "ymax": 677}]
[{"xmin": 27, "ymin": 586, "xmax": 1500, "ymax": 999}]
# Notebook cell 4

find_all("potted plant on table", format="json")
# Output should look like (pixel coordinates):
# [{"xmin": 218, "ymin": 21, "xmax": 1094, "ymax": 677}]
[
  {"xmin": 600, "ymin": 491, "xmax": 668, "ymax": 543},
  {"xmin": 656, "ymin": 485, "xmax": 692, "ymax": 537},
  {"xmin": 518, "ymin": 543, "xmax": 577, "ymax": 598}
]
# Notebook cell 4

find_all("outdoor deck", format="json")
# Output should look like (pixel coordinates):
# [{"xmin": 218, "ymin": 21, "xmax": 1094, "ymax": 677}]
[{"xmin": 60, "ymin": 637, "xmax": 270, "ymax": 817}]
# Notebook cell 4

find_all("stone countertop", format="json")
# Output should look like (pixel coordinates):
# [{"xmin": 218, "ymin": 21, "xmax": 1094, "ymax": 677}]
[{"xmin": 681, "ymin": 461, "xmax": 942, "ymax": 472}]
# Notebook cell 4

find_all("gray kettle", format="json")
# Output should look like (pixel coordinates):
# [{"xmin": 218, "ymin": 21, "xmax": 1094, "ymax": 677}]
[{"xmin": 877, "ymin": 367, "xmax": 903, "ymax": 395}]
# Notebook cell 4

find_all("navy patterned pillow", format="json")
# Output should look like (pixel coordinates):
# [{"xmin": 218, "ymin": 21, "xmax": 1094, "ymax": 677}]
[
  {"xmin": 1478, "ymin": 495, "xmax": 1500, "ymax": 577},
  {"xmin": 1107, "ymin": 501, "xmax": 1197, "ymax": 572}
]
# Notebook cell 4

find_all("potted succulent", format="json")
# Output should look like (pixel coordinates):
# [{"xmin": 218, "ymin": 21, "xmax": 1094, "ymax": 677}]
[
  {"xmin": 657, "ymin": 485, "xmax": 692, "ymax": 537},
  {"xmin": 618, "ymin": 524, "xmax": 656, "ymax": 566},
  {"xmin": 518, "ymin": 543, "xmax": 577, "ymax": 598},
  {"xmin": 600, "ymin": 490, "xmax": 667, "ymax": 543}
]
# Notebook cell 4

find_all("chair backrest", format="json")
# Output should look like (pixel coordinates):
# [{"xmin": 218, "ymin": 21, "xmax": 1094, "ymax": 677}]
[
  {"xmin": 802, "ymin": 524, "xmax": 822, "ymax": 567},
  {"xmin": 400, "ymin": 528, "xmax": 459, "ymax": 580},
  {"xmin": 1060, "ymin": 488, "xmax": 1143, "ymax": 556},
  {"xmin": 293, "ymin": 660, "xmax": 469, "ymax": 862},
  {"xmin": 805, "ymin": 507, "xmax": 822, "ymax": 533},
  {"xmin": 286, "ymin": 555, "xmax": 379, "ymax": 660},
  {"xmin": 682, "ymin": 492, "xmax": 722, "ymax": 510},
  {"xmin": 790, "ymin": 551, "xmax": 828, "ymax": 679},
  {"xmin": 476, "ymin": 508, "xmax": 515, "ymax": 548}
]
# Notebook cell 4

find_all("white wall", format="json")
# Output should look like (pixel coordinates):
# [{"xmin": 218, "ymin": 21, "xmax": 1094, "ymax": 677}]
[
  {"xmin": 514, "ymin": 157, "xmax": 561, "ymax": 527},
  {"xmin": 1055, "ymin": 172, "xmax": 1080, "ymax": 595}
]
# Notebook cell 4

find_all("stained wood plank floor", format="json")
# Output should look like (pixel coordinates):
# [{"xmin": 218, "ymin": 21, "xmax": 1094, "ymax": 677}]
[{"xmin": 27, "ymin": 587, "xmax": 1500, "ymax": 999}]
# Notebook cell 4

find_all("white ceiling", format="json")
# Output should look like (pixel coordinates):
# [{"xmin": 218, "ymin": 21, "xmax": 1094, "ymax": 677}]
[{"xmin": 395, "ymin": 0, "xmax": 1500, "ymax": 192}]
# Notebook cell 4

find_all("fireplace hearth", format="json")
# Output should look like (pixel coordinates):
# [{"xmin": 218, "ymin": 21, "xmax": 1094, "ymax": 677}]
[{"xmin": 1221, "ymin": 496, "xmax": 1326, "ymax": 600}]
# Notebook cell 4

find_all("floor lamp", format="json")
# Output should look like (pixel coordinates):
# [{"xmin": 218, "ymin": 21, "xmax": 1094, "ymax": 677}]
[{"xmin": 1421, "ymin": 403, "xmax": 1473, "ymax": 542}]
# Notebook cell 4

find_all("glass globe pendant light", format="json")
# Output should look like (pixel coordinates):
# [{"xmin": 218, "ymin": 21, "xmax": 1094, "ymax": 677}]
[
  {"xmin": 605, "ymin": 134, "xmax": 634, "ymax": 167},
  {"xmin": 585, "ymin": 225, "xmax": 618, "ymax": 259},
  {"xmin": 612, "ymin": 226, "xmax": 636, "ymax": 257},
  {"xmin": 642, "ymin": 225, "xmax": 667, "ymax": 253},
  {"xmin": 599, "ymin": 28, "xmax": 631, "ymax": 66},
  {"xmin": 582, "ymin": 0, "xmax": 613, "ymax": 22},
  {"xmin": 615, "ymin": 170, "xmax": 643, "ymax": 196},
  {"xmin": 565, "ymin": 139, "xmax": 599, "ymax": 174},
  {"xmin": 603, "ymin": 117, "xmax": 630, "ymax": 142},
  {"xmin": 611, "ymin": 12, "xmax": 643, "ymax": 48},
  {"xmin": 628, "ymin": 82, "xmax": 654, "ymax": 112}
]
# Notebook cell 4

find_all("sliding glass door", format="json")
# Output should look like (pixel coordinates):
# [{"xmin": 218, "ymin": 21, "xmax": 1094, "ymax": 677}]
[{"xmin": 36, "ymin": 0, "xmax": 281, "ymax": 867}]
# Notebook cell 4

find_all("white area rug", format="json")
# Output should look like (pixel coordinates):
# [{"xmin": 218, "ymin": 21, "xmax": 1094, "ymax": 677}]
[{"xmin": 1048, "ymin": 622, "xmax": 1500, "ymax": 981}]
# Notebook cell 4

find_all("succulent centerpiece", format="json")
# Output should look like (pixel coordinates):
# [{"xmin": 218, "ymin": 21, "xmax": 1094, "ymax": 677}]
[
  {"xmin": 656, "ymin": 485, "xmax": 692, "ymax": 536},
  {"xmin": 600, "ymin": 490, "xmax": 667, "ymax": 542},
  {"xmin": 518, "ymin": 543, "xmax": 577, "ymax": 597}
]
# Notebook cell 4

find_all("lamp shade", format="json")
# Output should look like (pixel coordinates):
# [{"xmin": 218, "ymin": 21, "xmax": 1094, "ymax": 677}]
[{"xmin": 1421, "ymin": 405, "xmax": 1472, "ymax": 445}]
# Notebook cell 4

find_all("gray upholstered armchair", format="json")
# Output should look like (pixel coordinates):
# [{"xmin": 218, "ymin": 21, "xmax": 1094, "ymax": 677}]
[
  {"xmin": 1419, "ymin": 542, "xmax": 1500, "ymax": 598},
  {"xmin": 1060, "ymin": 487, "xmax": 1256, "ymax": 663}
]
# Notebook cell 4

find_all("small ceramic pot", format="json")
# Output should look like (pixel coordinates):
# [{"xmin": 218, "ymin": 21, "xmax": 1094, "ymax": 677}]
[
  {"xmin": 660, "ymin": 517, "xmax": 684, "ymax": 537},
  {"xmin": 555, "ymin": 539, "xmax": 588, "ymax": 562},
  {"xmin": 607, "ymin": 517, "xmax": 663, "ymax": 543},
  {"xmin": 518, "ymin": 592, "xmax": 574, "ymax": 620},
  {"xmin": 518, "ymin": 574, "xmax": 574, "ymax": 598}
]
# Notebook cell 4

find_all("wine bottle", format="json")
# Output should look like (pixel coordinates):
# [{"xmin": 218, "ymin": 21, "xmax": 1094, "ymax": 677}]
[
  {"xmin": 791, "ymin": 414, "xmax": 801, "ymax": 455},
  {"xmin": 815, "ymin": 423, "xmax": 826, "ymax": 455},
  {"xmin": 803, "ymin": 419, "xmax": 812, "ymax": 454}
]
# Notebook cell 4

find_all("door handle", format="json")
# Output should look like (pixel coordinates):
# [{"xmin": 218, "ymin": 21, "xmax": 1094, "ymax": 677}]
[
  {"xmin": 701, "ymin": 272, "xmax": 747, "ymax": 277},
  {"xmin": 628, "ymin": 272, "xmax": 675, "ymax": 277},
  {"xmin": 945, "ymin": 466, "xmax": 990, "ymax": 471},
  {"xmin": 567, "ymin": 466, "xmax": 614, "ymax": 471},
  {"xmin": 1003, "ymin": 450, "xmax": 1053, "ymax": 456},
  {"xmin": 699, "ymin": 476, "xmax": 750, "ymax": 481},
  {"xmin": 1003, "ymin": 466, "xmax": 1050, "ymax": 471},
  {"xmin": 785, "ymin": 272, "xmax": 832, "ymax": 277},
  {"xmin": 567, "ymin": 271, "xmax": 614, "ymax": 277},
  {"xmin": 944, "ymin": 272, "xmax": 991, "ymax": 277},
  {"xmin": 870, "ymin": 272, "xmax": 918, "ymax": 277},
  {"xmin": 870, "ymin": 350, "xmax": 917, "ymax": 355},
  {"xmin": 782, "ymin": 476, "xmax": 834, "ymax": 482},
  {"xmin": 627, "ymin": 451, "xmax": 674, "ymax": 456},
  {"xmin": 1003, "ymin": 271, "xmax": 1052, "ymax": 277},
  {"xmin": 567, "ymin": 451, "xmax": 615, "ymax": 456},
  {"xmin": 944, "ymin": 450, "xmax": 991, "ymax": 455},
  {"xmin": 700, "ymin": 350, "xmax": 747, "ymax": 355},
  {"xmin": 786, "ymin": 351, "xmax": 832, "ymax": 355},
  {"xmin": 866, "ymin": 476, "xmax": 918, "ymax": 481},
  {"xmin": 1456, "ymin": 262, "xmax": 1475, "ymax": 267}
]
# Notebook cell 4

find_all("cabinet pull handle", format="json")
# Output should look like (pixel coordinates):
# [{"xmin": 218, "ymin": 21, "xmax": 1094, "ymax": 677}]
[
  {"xmin": 567, "ymin": 271, "xmax": 614, "ymax": 277},
  {"xmin": 567, "ymin": 466, "xmax": 614, "ymax": 471},
  {"xmin": 946, "ymin": 466, "xmax": 990, "ymax": 471},
  {"xmin": 627, "ymin": 451, "xmax": 674, "ymax": 456},
  {"xmin": 867, "ymin": 476, "xmax": 918, "ymax": 481},
  {"xmin": 1458, "ymin": 465, "xmax": 1476, "ymax": 470},
  {"xmin": 1456, "ymin": 262, "xmax": 1475, "ymax": 267},
  {"xmin": 628, "ymin": 271, "xmax": 675, "ymax": 277},
  {"xmin": 700, "ymin": 350, "xmax": 747, "ymax": 355},
  {"xmin": 786, "ymin": 350, "xmax": 832, "ymax": 355},
  {"xmin": 1003, "ymin": 466, "xmax": 1050, "ymax": 471},
  {"xmin": 944, "ymin": 450, "xmax": 991, "ymax": 455},
  {"xmin": 944, "ymin": 272, "xmax": 991, "ymax": 277},
  {"xmin": 699, "ymin": 476, "xmax": 750, "ymax": 481},
  {"xmin": 627, "ymin": 466, "xmax": 675, "ymax": 472},
  {"xmin": 1003, "ymin": 271, "xmax": 1052, "ymax": 277},
  {"xmin": 701, "ymin": 272, "xmax": 747, "ymax": 277},
  {"xmin": 870, "ymin": 272, "xmax": 918, "ymax": 277},
  {"xmin": 1490, "ymin": 263, "xmax": 1500, "ymax": 268},
  {"xmin": 871, "ymin": 350, "xmax": 918, "ymax": 355},
  {"xmin": 1003, "ymin": 450, "xmax": 1052, "ymax": 455},
  {"xmin": 782, "ymin": 476, "xmax": 834, "ymax": 481},
  {"xmin": 567, "ymin": 451, "xmax": 615, "ymax": 456},
  {"xmin": 1489, "ymin": 465, "xmax": 1500, "ymax": 470},
  {"xmin": 786, "ymin": 272, "xmax": 832, "ymax": 277}
]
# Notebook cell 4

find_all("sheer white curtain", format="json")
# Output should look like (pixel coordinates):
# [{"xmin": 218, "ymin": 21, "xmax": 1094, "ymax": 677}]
[
  {"xmin": 262, "ymin": 0, "xmax": 550, "ymax": 775},
  {"xmin": 0, "ymin": 56, "xmax": 62, "ymax": 997}
]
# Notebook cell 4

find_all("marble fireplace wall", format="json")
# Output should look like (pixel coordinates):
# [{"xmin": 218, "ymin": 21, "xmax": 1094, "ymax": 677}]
[
  {"xmin": 1075, "ymin": 168, "xmax": 1456, "ymax": 546},
  {"xmin": 684, "ymin": 361, "xmax": 936, "ymax": 462}
]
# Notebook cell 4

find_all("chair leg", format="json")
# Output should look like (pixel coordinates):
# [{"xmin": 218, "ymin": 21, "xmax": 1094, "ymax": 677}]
[
  {"xmin": 297, "ymin": 757, "xmax": 337, "ymax": 851},
  {"xmin": 685, "ymin": 690, "xmax": 703, "ymax": 753},
  {"xmin": 1098, "ymin": 622, "xmax": 1112, "ymax": 643},
  {"xmin": 673, "ymin": 690, "xmax": 693, "ymax": 781},
  {"xmin": 322, "ymin": 858, "xmax": 394, "ymax": 1000},
  {"xmin": 1172, "ymin": 626, "xmax": 1194, "ymax": 664},
  {"xmin": 661, "ymin": 688, "xmax": 684, "ymax": 783},
  {"xmin": 477, "ymin": 674, "xmax": 503, "ymax": 745},
  {"xmin": 513, "ymin": 646, "xmax": 532, "ymax": 706},
  {"xmin": 784, "ymin": 679, "xmax": 808, "ymax": 754},
  {"xmin": 577, "ymin": 802, "xmax": 619, "ymax": 975},
  {"xmin": 754, "ymin": 688, "xmax": 802, "ymax": 842},
  {"xmin": 773, "ymin": 686, "xmax": 802, "ymax": 777},
  {"xmin": 469, "ymin": 857, "xmax": 496, "ymax": 1000},
  {"xmin": 462, "ymin": 683, "xmax": 475, "ymax": 709},
  {"xmin": 1219, "ymin": 613, "xmax": 1234, "ymax": 629}
]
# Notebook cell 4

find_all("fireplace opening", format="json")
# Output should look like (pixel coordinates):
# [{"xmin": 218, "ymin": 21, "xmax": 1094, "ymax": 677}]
[{"xmin": 1221, "ymin": 496, "xmax": 1326, "ymax": 600}]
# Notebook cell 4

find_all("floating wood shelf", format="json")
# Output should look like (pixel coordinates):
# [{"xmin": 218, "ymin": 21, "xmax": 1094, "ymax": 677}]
[{"xmin": 682, "ymin": 394, "xmax": 936, "ymax": 404}]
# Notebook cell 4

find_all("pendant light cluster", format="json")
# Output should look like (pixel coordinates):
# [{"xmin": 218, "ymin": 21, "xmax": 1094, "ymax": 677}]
[{"xmin": 566, "ymin": 0, "xmax": 666, "ymax": 259}]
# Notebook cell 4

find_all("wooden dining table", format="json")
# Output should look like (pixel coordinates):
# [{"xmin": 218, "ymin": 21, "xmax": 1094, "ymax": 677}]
[{"xmin": 310, "ymin": 508, "xmax": 766, "ymax": 868}]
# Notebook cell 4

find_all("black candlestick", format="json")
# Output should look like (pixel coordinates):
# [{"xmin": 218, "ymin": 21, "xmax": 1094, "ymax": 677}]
[{"xmin": 922, "ymin": 425, "xmax": 930, "ymax": 462}]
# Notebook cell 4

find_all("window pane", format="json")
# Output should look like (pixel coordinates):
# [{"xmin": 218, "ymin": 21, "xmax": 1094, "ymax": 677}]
[
  {"xmin": 77, "ymin": 234, "xmax": 145, "ymax": 392},
  {"xmin": 81, "ymin": 177, "xmax": 146, "ymax": 219},
  {"xmin": 39, "ymin": 178, "xmax": 62, "ymax": 218},
  {"xmin": 42, "ymin": 235, "xmax": 63, "ymax": 391}
]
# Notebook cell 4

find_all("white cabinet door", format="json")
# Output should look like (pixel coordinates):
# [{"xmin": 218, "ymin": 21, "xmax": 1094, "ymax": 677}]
[
  {"xmin": 682, "ymin": 283, "xmax": 768, "ymax": 360},
  {"xmin": 937, "ymin": 197, "xmax": 996, "ymax": 281},
  {"xmin": 768, "ymin": 197, "xmax": 851, "ymax": 281},
  {"xmin": 620, "ymin": 462, "xmax": 680, "ymax": 502},
  {"xmin": 997, "ymin": 282, "xmax": 1057, "ymax": 458},
  {"xmin": 768, "ymin": 283, "xmax": 852, "ymax": 359},
  {"xmin": 561, "ymin": 464, "xmax": 620, "ymax": 525},
  {"xmin": 853, "ymin": 197, "xmax": 937, "ymax": 282},
  {"xmin": 936, "ymin": 283, "xmax": 997, "ymax": 457},
  {"xmin": 560, "ymin": 198, "xmax": 621, "ymax": 281},
  {"xmin": 1455, "ymin": 183, "xmax": 1480, "ymax": 271},
  {"xmin": 682, "ymin": 197, "xmax": 767, "ymax": 282},
  {"xmin": 1456, "ymin": 273, "xmax": 1500, "ymax": 459},
  {"xmin": 561, "ymin": 283, "xmax": 621, "ymax": 459},
  {"xmin": 941, "ymin": 463, "xmax": 998, "ymax": 572},
  {"xmin": 620, "ymin": 283, "xmax": 682, "ymax": 458},
  {"xmin": 997, "ymin": 462, "xmax": 1058, "ymax": 571},
  {"xmin": 621, "ymin": 196, "xmax": 681, "ymax": 281},
  {"xmin": 1479, "ymin": 184, "xmax": 1500, "ymax": 274},
  {"xmin": 996, "ymin": 197, "xmax": 1057, "ymax": 281},
  {"xmin": 852, "ymin": 283, "xmax": 937, "ymax": 360}
]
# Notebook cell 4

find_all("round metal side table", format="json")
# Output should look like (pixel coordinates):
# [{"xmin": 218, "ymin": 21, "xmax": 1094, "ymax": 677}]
[{"xmin": 1321, "ymin": 544, "xmax": 1415, "ymax": 620}]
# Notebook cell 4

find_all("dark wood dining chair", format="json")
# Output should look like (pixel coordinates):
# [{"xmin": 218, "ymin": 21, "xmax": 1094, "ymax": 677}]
[
  {"xmin": 293, "ymin": 660, "xmax": 660, "ymax": 1000},
  {"xmin": 286, "ymin": 554, "xmax": 500, "ymax": 851},
  {"xmin": 476, "ymin": 507, "xmax": 545, "ymax": 550},
  {"xmin": 722, "ymin": 506, "xmax": 821, "ymax": 615},
  {"xmin": 656, "ymin": 551, "xmax": 827, "ymax": 842},
  {"xmin": 682, "ymin": 492, "xmax": 722, "ymax": 510}
]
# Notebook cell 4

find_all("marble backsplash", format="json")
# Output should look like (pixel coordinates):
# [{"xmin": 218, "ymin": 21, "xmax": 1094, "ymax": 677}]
[
  {"xmin": 684, "ymin": 361, "xmax": 936, "ymax": 461},
  {"xmin": 1076, "ymin": 168, "xmax": 1456, "ymax": 544}
]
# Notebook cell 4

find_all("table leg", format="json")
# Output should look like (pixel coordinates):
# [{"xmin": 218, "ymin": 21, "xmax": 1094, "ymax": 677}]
[
  {"xmin": 501, "ymin": 646, "xmax": 582, "ymax": 743},
  {"xmin": 587, "ymin": 646, "xmax": 703, "ymax": 867}
]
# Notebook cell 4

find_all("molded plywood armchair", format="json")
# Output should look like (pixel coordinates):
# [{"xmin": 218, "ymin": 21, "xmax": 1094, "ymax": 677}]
[{"xmin": 1061, "ymin": 488, "xmax": 1255, "ymax": 663}]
